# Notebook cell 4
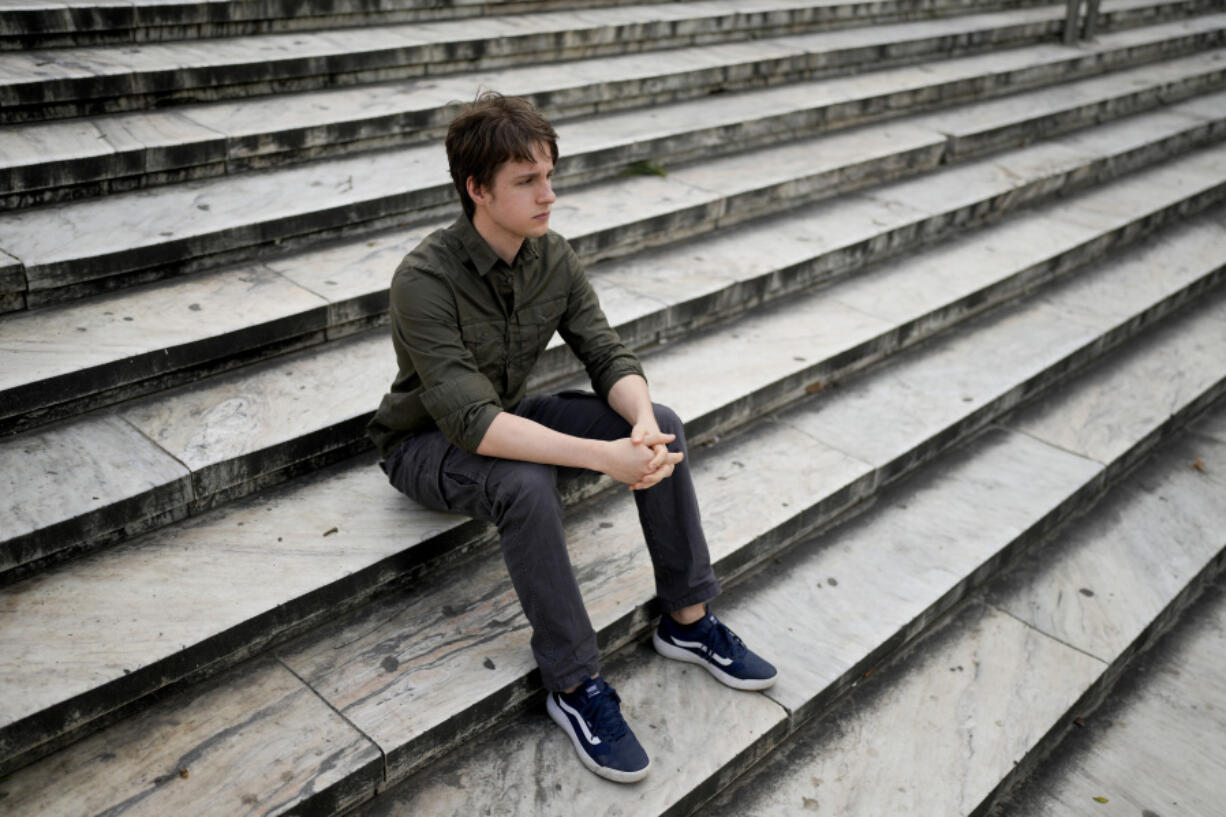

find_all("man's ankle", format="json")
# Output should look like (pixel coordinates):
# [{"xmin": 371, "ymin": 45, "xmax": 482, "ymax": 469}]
[
  {"xmin": 562, "ymin": 672, "xmax": 600, "ymax": 695},
  {"xmin": 669, "ymin": 602, "xmax": 707, "ymax": 627}
]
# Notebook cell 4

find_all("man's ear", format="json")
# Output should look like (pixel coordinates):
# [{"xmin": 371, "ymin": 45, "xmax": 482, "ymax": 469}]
[{"xmin": 466, "ymin": 176, "xmax": 488, "ymax": 208}]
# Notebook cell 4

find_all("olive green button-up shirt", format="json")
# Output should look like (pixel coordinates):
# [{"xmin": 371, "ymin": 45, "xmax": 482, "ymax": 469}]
[{"xmin": 367, "ymin": 215, "xmax": 645, "ymax": 458}]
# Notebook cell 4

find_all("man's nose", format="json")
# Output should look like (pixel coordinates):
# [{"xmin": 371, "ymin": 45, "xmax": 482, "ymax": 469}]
[{"xmin": 539, "ymin": 181, "xmax": 556, "ymax": 204}]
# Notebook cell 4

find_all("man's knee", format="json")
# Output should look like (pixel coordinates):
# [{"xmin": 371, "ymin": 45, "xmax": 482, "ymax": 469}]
[
  {"xmin": 653, "ymin": 402, "xmax": 684, "ymax": 438},
  {"xmin": 490, "ymin": 460, "xmax": 561, "ymax": 519}
]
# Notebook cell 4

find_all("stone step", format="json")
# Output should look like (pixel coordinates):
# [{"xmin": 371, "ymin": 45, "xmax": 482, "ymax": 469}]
[
  {"xmin": 343, "ymin": 254, "xmax": 1226, "ymax": 817},
  {"xmin": 4, "ymin": 12, "xmax": 1220, "ymax": 209},
  {"xmin": 1, "ymin": 140, "xmax": 1221, "ymax": 780},
  {"xmin": 4, "ymin": 106, "xmax": 1223, "ymax": 580},
  {"xmin": 0, "ymin": 0, "xmax": 1053, "ymax": 49},
  {"xmin": 5, "ymin": 52, "xmax": 1224, "ymax": 434},
  {"xmin": 989, "ymin": 574, "xmax": 1226, "ymax": 817},
  {"xmin": 693, "ymin": 359, "xmax": 1226, "ymax": 817},
  {"xmin": 3, "ymin": 33, "xmax": 1224, "ymax": 311},
  {"xmin": 0, "ymin": 0, "xmax": 1098, "ymax": 123},
  {"xmin": 4, "ymin": 208, "xmax": 1223, "ymax": 814}
]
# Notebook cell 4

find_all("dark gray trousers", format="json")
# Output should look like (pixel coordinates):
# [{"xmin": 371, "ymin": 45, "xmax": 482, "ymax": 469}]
[{"xmin": 381, "ymin": 390, "xmax": 720, "ymax": 691}]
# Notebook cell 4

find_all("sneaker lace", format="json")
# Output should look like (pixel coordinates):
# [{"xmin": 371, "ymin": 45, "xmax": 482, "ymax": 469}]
[
  {"xmin": 703, "ymin": 618, "xmax": 747, "ymax": 661},
  {"xmin": 582, "ymin": 686, "xmax": 629, "ymax": 742}
]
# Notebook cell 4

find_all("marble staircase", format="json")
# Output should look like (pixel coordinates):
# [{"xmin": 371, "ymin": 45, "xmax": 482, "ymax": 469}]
[{"xmin": 2, "ymin": 0, "xmax": 1226, "ymax": 815}]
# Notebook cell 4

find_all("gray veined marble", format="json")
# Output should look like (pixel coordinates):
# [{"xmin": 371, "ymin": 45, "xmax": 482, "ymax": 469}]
[
  {"xmin": 0, "ymin": 453, "xmax": 465, "ymax": 734},
  {"xmin": 1010, "ymin": 281, "xmax": 1226, "ymax": 466},
  {"xmin": 987, "ymin": 426, "xmax": 1226, "ymax": 665},
  {"xmin": 0, "ymin": 413, "xmax": 191, "ymax": 571},
  {"xmin": 778, "ymin": 298, "xmax": 1101, "ymax": 473},
  {"xmin": 118, "ymin": 329, "xmax": 395, "ymax": 500},
  {"xmin": 995, "ymin": 581, "xmax": 1226, "ymax": 817},
  {"xmin": 703, "ymin": 602, "xmax": 1105, "ymax": 817},
  {"xmin": 0, "ymin": 657, "xmax": 382, "ymax": 817},
  {"xmin": 700, "ymin": 426, "xmax": 1102, "ymax": 719},
  {"xmin": 1034, "ymin": 197, "xmax": 1226, "ymax": 333},
  {"xmin": 0, "ymin": 262, "xmax": 329, "ymax": 399}
]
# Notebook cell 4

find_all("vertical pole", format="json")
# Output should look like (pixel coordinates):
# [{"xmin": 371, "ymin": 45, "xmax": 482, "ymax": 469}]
[
  {"xmin": 1064, "ymin": 0, "xmax": 1081, "ymax": 44},
  {"xmin": 1084, "ymin": 0, "xmax": 1101, "ymax": 40}
]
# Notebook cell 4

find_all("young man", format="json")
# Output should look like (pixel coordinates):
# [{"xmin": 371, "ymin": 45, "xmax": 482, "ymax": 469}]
[{"xmin": 368, "ymin": 92, "xmax": 777, "ymax": 783}]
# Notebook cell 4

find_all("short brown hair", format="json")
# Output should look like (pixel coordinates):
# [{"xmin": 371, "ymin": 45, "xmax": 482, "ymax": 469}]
[{"xmin": 445, "ymin": 91, "xmax": 559, "ymax": 219}]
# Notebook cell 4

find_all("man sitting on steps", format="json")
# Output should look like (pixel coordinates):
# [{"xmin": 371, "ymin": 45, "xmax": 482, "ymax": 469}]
[{"xmin": 367, "ymin": 90, "xmax": 777, "ymax": 783}]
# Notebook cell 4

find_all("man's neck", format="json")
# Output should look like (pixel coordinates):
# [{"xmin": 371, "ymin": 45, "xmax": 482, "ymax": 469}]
[{"xmin": 471, "ymin": 210, "xmax": 523, "ymax": 266}]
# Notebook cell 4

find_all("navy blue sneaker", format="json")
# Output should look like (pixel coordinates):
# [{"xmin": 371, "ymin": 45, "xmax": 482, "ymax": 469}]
[
  {"xmin": 654, "ymin": 609, "xmax": 777, "ymax": 690},
  {"xmin": 546, "ymin": 676, "xmax": 650, "ymax": 783}
]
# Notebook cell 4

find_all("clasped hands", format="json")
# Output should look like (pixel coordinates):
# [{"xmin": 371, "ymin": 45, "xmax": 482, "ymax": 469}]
[{"xmin": 601, "ymin": 422, "xmax": 684, "ymax": 491}]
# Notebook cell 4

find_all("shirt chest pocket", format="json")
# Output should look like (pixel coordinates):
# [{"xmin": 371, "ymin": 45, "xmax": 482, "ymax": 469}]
[
  {"xmin": 517, "ymin": 295, "xmax": 567, "ymax": 360},
  {"xmin": 459, "ymin": 320, "xmax": 507, "ymax": 380}
]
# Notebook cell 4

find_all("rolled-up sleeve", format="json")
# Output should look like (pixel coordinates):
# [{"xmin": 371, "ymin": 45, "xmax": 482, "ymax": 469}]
[
  {"xmin": 392, "ymin": 270, "xmax": 502, "ymax": 452},
  {"xmin": 555, "ymin": 243, "xmax": 645, "ymax": 399}
]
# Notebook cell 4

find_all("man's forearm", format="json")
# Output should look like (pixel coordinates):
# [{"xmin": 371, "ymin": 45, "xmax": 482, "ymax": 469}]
[
  {"xmin": 473, "ymin": 403, "xmax": 682, "ymax": 489},
  {"xmin": 476, "ymin": 411, "xmax": 605, "ymax": 469},
  {"xmin": 606, "ymin": 374, "xmax": 656, "ymax": 428}
]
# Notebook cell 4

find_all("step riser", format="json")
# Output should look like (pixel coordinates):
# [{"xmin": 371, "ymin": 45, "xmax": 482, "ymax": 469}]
[{"xmin": 0, "ymin": 0, "xmax": 1053, "ymax": 50}]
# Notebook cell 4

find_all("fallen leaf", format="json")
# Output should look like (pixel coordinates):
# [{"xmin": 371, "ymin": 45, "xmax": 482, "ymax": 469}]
[
  {"xmin": 1191, "ymin": 457, "xmax": 1207, "ymax": 472},
  {"xmin": 1074, "ymin": 716, "xmax": 1086, "ymax": 728},
  {"xmin": 1093, "ymin": 796, "xmax": 1109, "ymax": 804},
  {"xmin": 805, "ymin": 381, "xmax": 826, "ymax": 395},
  {"xmin": 483, "ymin": 657, "xmax": 496, "ymax": 670},
  {"xmin": 323, "ymin": 527, "xmax": 338, "ymax": 537},
  {"xmin": 623, "ymin": 160, "xmax": 667, "ymax": 177},
  {"xmin": 179, "ymin": 768, "xmax": 190, "ymax": 779}
]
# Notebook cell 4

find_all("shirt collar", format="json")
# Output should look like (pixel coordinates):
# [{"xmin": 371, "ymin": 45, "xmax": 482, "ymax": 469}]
[{"xmin": 450, "ymin": 214, "xmax": 540, "ymax": 276}]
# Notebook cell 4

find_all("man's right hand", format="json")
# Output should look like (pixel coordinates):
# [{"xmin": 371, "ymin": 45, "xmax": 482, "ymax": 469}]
[{"xmin": 599, "ymin": 436, "xmax": 683, "ymax": 490}]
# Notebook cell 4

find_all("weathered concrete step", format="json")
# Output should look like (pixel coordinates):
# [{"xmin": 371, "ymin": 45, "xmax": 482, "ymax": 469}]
[
  {"xmin": 7, "ymin": 237, "xmax": 1222, "ymax": 814},
  {"xmin": 5, "ymin": 114, "xmax": 1223, "ymax": 579},
  {"xmin": 0, "ymin": 0, "xmax": 1094, "ymax": 123},
  {"xmin": 990, "ymin": 574, "xmax": 1226, "ymax": 817},
  {"xmin": 348, "ymin": 298, "xmax": 1226, "ymax": 817},
  {"xmin": 5, "ymin": 46, "xmax": 1225, "ymax": 318},
  {"xmin": 1, "ymin": 150, "xmax": 1222, "ymax": 781},
  {"xmin": 5, "ymin": 14, "xmax": 1219, "ymax": 209},
  {"xmin": 696, "ymin": 374, "xmax": 1226, "ymax": 817},
  {"xmin": 1, "ymin": 0, "xmax": 1057, "ymax": 49}
]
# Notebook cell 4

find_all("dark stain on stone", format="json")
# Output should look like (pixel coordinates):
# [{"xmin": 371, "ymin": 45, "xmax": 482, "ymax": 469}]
[
  {"xmin": 827, "ymin": 577, "xmax": 838, "ymax": 586},
  {"xmin": 484, "ymin": 657, "xmax": 496, "ymax": 670},
  {"xmin": 381, "ymin": 655, "xmax": 399, "ymax": 673},
  {"xmin": 189, "ymin": 303, "xmax": 202, "ymax": 311},
  {"xmin": 1142, "ymin": 810, "xmax": 1161, "ymax": 817},
  {"xmin": 123, "ymin": 316, "xmax": 134, "ymax": 321},
  {"xmin": 599, "ymin": 521, "xmax": 614, "ymax": 528},
  {"xmin": 441, "ymin": 604, "xmax": 464, "ymax": 617},
  {"xmin": 197, "ymin": 203, "xmax": 210, "ymax": 211},
  {"xmin": 1079, "ymin": 588, "xmax": 1095, "ymax": 597},
  {"xmin": 241, "ymin": 794, "xmax": 259, "ymax": 805}
]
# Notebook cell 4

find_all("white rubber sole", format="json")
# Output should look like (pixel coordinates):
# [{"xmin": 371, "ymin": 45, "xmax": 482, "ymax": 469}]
[
  {"xmin": 652, "ymin": 631, "xmax": 778, "ymax": 691},
  {"xmin": 546, "ymin": 693, "xmax": 650, "ymax": 783}
]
